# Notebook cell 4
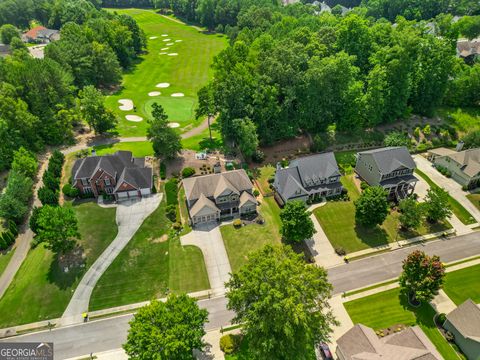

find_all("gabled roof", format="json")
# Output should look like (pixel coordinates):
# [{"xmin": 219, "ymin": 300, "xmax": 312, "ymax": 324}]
[
  {"xmin": 24, "ymin": 26, "xmax": 47, "ymax": 39},
  {"xmin": 239, "ymin": 191, "xmax": 258, "ymax": 207},
  {"xmin": 446, "ymin": 299, "xmax": 480, "ymax": 342},
  {"xmin": 183, "ymin": 170, "xmax": 252, "ymax": 202},
  {"xmin": 358, "ymin": 147, "xmax": 416, "ymax": 174},
  {"xmin": 114, "ymin": 167, "xmax": 152, "ymax": 192},
  {"xmin": 444, "ymin": 148, "xmax": 480, "ymax": 178},
  {"xmin": 337, "ymin": 324, "xmax": 442, "ymax": 360},
  {"xmin": 275, "ymin": 167, "xmax": 308, "ymax": 201},
  {"xmin": 189, "ymin": 193, "xmax": 219, "ymax": 217},
  {"xmin": 214, "ymin": 175, "xmax": 240, "ymax": 198}
]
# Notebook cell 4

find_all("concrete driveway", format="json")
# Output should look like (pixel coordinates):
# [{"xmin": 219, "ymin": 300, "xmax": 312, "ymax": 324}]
[
  {"xmin": 181, "ymin": 223, "xmax": 232, "ymax": 296},
  {"xmin": 60, "ymin": 194, "xmax": 162, "ymax": 326},
  {"xmin": 414, "ymin": 155, "xmax": 480, "ymax": 223}
]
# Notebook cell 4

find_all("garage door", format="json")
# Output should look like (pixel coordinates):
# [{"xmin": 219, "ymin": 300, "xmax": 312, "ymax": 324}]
[
  {"xmin": 140, "ymin": 188, "xmax": 151, "ymax": 196},
  {"xmin": 128, "ymin": 190, "xmax": 139, "ymax": 197},
  {"xmin": 117, "ymin": 192, "xmax": 128, "ymax": 199}
]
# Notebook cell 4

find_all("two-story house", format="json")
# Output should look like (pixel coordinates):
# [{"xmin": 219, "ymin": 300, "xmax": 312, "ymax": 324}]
[
  {"xmin": 273, "ymin": 152, "xmax": 343, "ymax": 205},
  {"xmin": 355, "ymin": 147, "xmax": 417, "ymax": 200},
  {"xmin": 432, "ymin": 148, "xmax": 480, "ymax": 189},
  {"xmin": 72, "ymin": 151, "xmax": 153, "ymax": 200},
  {"xmin": 182, "ymin": 169, "xmax": 257, "ymax": 225}
]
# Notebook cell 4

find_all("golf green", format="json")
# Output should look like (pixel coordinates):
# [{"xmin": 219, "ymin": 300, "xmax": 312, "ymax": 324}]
[{"xmin": 105, "ymin": 8, "xmax": 227, "ymax": 137}]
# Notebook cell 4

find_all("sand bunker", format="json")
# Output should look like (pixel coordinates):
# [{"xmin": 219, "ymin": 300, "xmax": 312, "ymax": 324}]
[
  {"xmin": 148, "ymin": 91, "xmax": 161, "ymax": 96},
  {"xmin": 168, "ymin": 122, "xmax": 180, "ymax": 128},
  {"xmin": 161, "ymin": 47, "xmax": 169, "ymax": 50},
  {"xmin": 163, "ymin": 39, "xmax": 171, "ymax": 42},
  {"xmin": 149, "ymin": 36, "xmax": 158, "ymax": 39},
  {"xmin": 156, "ymin": 83, "xmax": 170, "ymax": 88},
  {"xmin": 171, "ymin": 93, "xmax": 185, "ymax": 97},
  {"xmin": 168, "ymin": 53, "xmax": 178, "ymax": 56},
  {"xmin": 125, "ymin": 115, "xmax": 143, "ymax": 122},
  {"xmin": 161, "ymin": 34, "xmax": 168, "ymax": 37},
  {"xmin": 118, "ymin": 99, "xmax": 134, "ymax": 111},
  {"xmin": 166, "ymin": 43, "xmax": 174, "ymax": 46},
  {"xmin": 175, "ymin": 40, "xmax": 182, "ymax": 42},
  {"xmin": 159, "ymin": 52, "xmax": 167, "ymax": 55}
]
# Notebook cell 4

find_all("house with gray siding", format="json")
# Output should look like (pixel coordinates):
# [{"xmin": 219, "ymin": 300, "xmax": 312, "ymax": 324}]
[
  {"xmin": 433, "ymin": 148, "xmax": 480, "ymax": 189},
  {"xmin": 183, "ymin": 170, "xmax": 257, "ymax": 225},
  {"xmin": 444, "ymin": 299, "xmax": 480, "ymax": 360},
  {"xmin": 336, "ymin": 324, "xmax": 442, "ymax": 360},
  {"xmin": 273, "ymin": 152, "xmax": 343, "ymax": 205},
  {"xmin": 355, "ymin": 147, "xmax": 417, "ymax": 200}
]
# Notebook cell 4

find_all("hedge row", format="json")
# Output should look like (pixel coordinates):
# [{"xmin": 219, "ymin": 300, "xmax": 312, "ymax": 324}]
[{"xmin": 38, "ymin": 150, "xmax": 65, "ymax": 206}]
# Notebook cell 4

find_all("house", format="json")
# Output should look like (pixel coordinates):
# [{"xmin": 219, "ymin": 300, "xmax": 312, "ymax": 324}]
[
  {"xmin": 71, "ymin": 151, "xmax": 153, "ymax": 200},
  {"xmin": 433, "ymin": 148, "xmax": 480, "ymax": 189},
  {"xmin": 336, "ymin": 324, "xmax": 442, "ymax": 360},
  {"xmin": 182, "ymin": 169, "xmax": 257, "ymax": 225},
  {"xmin": 273, "ymin": 152, "xmax": 343, "ymax": 205},
  {"xmin": 22, "ymin": 26, "xmax": 60, "ymax": 44},
  {"xmin": 443, "ymin": 299, "xmax": 480, "ymax": 360},
  {"xmin": 457, "ymin": 38, "xmax": 480, "ymax": 62},
  {"xmin": 355, "ymin": 147, "xmax": 417, "ymax": 200}
]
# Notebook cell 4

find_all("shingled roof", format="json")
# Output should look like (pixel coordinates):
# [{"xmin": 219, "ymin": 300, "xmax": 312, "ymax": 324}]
[
  {"xmin": 443, "ymin": 148, "xmax": 480, "ymax": 177},
  {"xmin": 446, "ymin": 299, "xmax": 480, "ymax": 342},
  {"xmin": 358, "ymin": 147, "xmax": 416, "ymax": 174}
]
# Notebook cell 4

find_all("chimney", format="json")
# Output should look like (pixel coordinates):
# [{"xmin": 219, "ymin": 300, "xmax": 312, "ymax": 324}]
[{"xmin": 456, "ymin": 141, "xmax": 464, "ymax": 152}]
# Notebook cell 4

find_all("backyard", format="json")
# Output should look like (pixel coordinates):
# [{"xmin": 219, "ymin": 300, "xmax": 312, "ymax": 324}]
[
  {"xmin": 443, "ymin": 264, "xmax": 480, "ymax": 305},
  {"xmin": 314, "ymin": 175, "xmax": 450, "ymax": 253},
  {"xmin": 0, "ymin": 201, "xmax": 117, "ymax": 328},
  {"xmin": 344, "ymin": 288, "xmax": 460, "ymax": 360},
  {"xmin": 104, "ymin": 9, "xmax": 227, "ymax": 137},
  {"xmin": 89, "ymin": 192, "xmax": 209, "ymax": 311}
]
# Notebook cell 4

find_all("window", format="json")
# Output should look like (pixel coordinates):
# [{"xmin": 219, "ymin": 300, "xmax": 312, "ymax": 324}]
[
  {"xmin": 105, "ymin": 187, "xmax": 113, "ymax": 194},
  {"xmin": 105, "ymin": 178, "xmax": 111, "ymax": 186},
  {"xmin": 81, "ymin": 179, "xmax": 89, "ymax": 186},
  {"xmin": 84, "ymin": 187, "xmax": 92, "ymax": 194}
]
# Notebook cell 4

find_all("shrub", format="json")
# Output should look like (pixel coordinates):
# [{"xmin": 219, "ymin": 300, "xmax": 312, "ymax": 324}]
[
  {"xmin": 42, "ymin": 171, "xmax": 60, "ymax": 192},
  {"xmin": 181, "ymin": 167, "xmax": 196, "ymax": 178},
  {"xmin": 360, "ymin": 181, "xmax": 369, "ymax": 190},
  {"xmin": 160, "ymin": 162, "xmax": 166, "ymax": 180},
  {"xmin": 219, "ymin": 334, "xmax": 241, "ymax": 355},
  {"xmin": 335, "ymin": 247, "xmax": 346, "ymax": 256},
  {"xmin": 166, "ymin": 204, "xmax": 177, "ymax": 222},
  {"xmin": 62, "ymin": 183, "xmax": 79, "ymax": 198},
  {"xmin": 436, "ymin": 313, "xmax": 447, "ymax": 326},
  {"xmin": 436, "ymin": 165, "xmax": 452, "ymax": 178},
  {"xmin": 38, "ymin": 186, "xmax": 59, "ymax": 206},
  {"xmin": 165, "ymin": 178, "xmax": 179, "ymax": 206},
  {"xmin": 30, "ymin": 206, "xmax": 42, "ymax": 234},
  {"xmin": 1, "ymin": 230, "xmax": 15, "ymax": 246},
  {"xmin": 252, "ymin": 150, "xmax": 265, "ymax": 163},
  {"xmin": 423, "ymin": 124, "xmax": 431, "ymax": 136},
  {"xmin": 233, "ymin": 219, "xmax": 242, "ymax": 228},
  {"xmin": 8, "ymin": 220, "xmax": 18, "ymax": 237},
  {"xmin": 445, "ymin": 331, "xmax": 454, "ymax": 342},
  {"xmin": 253, "ymin": 189, "xmax": 260, "ymax": 197},
  {"xmin": 172, "ymin": 222, "xmax": 182, "ymax": 230},
  {"xmin": 280, "ymin": 158, "xmax": 289, "ymax": 168},
  {"xmin": 215, "ymin": 24, "xmax": 224, "ymax": 33},
  {"xmin": 0, "ymin": 236, "xmax": 6, "ymax": 250}
]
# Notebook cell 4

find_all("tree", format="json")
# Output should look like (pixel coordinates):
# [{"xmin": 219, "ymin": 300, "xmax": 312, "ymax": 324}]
[
  {"xmin": 398, "ymin": 197, "xmax": 422, "ymax": 230},
  {"xmin": 38, "ymin": 186, "xmax": 59, "ymax": 206},
  {"xmin": 78, "ymin": 85, "xmax": 118, "ymax": 134},
  {"xmin": 383, "ymin": 131, "xmax": 410, "ymax": 147},
  {"xmin": 11, "ymin": 147, "xmax": 37, "ymax": 179},
  {"xmin": 233, "ymin": 118, "xmax": 259, "ymax": 158},
  {"xmin": 423, "ymin": 187, "xmax": 452, "ymax": 223},
  {"xmin": 354, "ymin": 186, "xmax": 389, "ymax": 227},
  {"xmin": 0, "ymin": 171, "xmax": 33, "ymax": 223},
  {"xmin": 147, "ymin": 103, "xmax": 182, "ymax": 159},
  {"xmin": 123, "ymin": 294, "xmax": 209, "ymax": 359},
  {"xmin": 0, "ymin": 24, "xmax": 19, "ymax": 44},
  {"xmin": 226, "ymin": 245, "xmax": 337, "ymax": 359},
  {"xmin": 280, "ymin": 201, "xmax": 316, "ymax": 243},
  {"xmin": 399, "ymin": 250, "xmax": 445, "ymax": 304},
  {"xmin": 462, "ymin": 130, "xmax": 480, "ymax": 149},
  {"xmin": 35, "ymin": 205, "xmax": 80, "ymax": 254}
]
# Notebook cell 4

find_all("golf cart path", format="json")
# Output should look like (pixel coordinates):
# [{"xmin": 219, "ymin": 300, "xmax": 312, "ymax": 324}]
[{"xmin": 60, "ymin": 195, "xmax": 161, "ymax": 326}]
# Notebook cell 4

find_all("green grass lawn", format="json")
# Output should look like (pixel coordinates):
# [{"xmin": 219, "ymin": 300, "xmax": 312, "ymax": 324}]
[
  {"xmin": 415, "ymin": 169, "xmax": 476, "ymax": 225},
  {"xmin": 345, "ymin": 288, "xmax": 460, "ymax": 360},
  {"xmin": 0, "ymin": 248, "xmax": 15, "ymax": 277},
  {"xmin": 90, "ymin": 193, "xmax": 209, "ymax": 311},
  {"xmin": 94, "ymin": 141, "xmax": 154, "ymax": 157},
  {"xmin": 443, "ymin": 264, "xmax": 480, "ymax": 305},
  {"xmin": 466, "ymin": 193, "xmax": 480, "ymax": 211},
  {"xmin": 0, "ymin": 202, "xmax": 117, "ymax": 327},
  {"xmin": 104, "ymin": 9, "xmax": 227, "ymax": 137},
  {"xmin": 437, "ymin": 107, "xmax": 480, "ymax": 136},
  {"xmin": 314, "ymin": 176, "xmax": 451, "ymax": 253}
]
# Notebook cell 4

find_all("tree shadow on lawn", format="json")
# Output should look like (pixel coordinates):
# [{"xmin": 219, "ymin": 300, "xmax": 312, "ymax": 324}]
[
  {"xmin": 398, "ymin": 292, "xmax": 436, "ymax": 329},
  {"xmin": 47, "ymin": 248, "xmax": 86, "ymax": 290},
  {"xmin": 354, "ymin": 224, "xmax": 390, "ymax": 249}
]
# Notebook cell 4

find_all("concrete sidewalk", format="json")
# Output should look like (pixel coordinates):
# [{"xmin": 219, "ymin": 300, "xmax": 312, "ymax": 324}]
[
  {"xmin": 431, "ymin": 290, "xmax": 457, "ymax": 315},
  {"xmin": 181, "ymin": 224, "xmax": 231, "ymax": 296},
  {"xmin": 60, "ymin": 195, "xmax": 162, "ymax": 326}
]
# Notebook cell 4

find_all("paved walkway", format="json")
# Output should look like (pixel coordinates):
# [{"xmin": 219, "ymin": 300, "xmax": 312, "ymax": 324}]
[
  {"xmin": 431, "ymin": 290, "xmax": 457, "ymax": 315},
  {"xmin": 306, "ymin": 203, "xmax": 344, "ymax": 268},
  {"xmin": 181, "ymin": 224, "xmax": 232, "ymax": 296},
  {"xmin": 60, "ymin": 195, "xmax": 162, "ymax": 326},
  {"xmin": 328, "ymin": 295, "xmax": 354, "ymax": 352},
  {"xmin": 414, "ymin": 155, "xmax": 480, "ymax": 223},
  {"xmin": 0, "ymin": 152, "xmax": 50, "ymax": 300}
]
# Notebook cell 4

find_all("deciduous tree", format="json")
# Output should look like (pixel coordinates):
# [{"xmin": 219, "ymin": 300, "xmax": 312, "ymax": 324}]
[
  {"xmin": 423, "ymin": 187, "xmax": 452, "ymax": 223},
  {"xmin": 78, "ymin": 85, "xmax": 118, "ymax": 134},
  {"xmin": 280, "ymin": 200, "xmax": 316, "ymax": 243},
  {"xmin": 147, "ymin": 103, "xmax": 182, "ymax": 159},
  {"xmin": 398, "ymin": 197, "xmax": 422, "ymax": 230},
  {"xmin": 354, "ymin": 186, "xmax": 389, "ymax": 227}
]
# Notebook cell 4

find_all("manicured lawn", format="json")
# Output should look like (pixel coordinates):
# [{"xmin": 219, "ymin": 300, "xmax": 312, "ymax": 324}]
[
  {"xmin": 415, "ymin": 169, "xmax": 476, "ymax": 225},
  {"xmin": 0, "ymin": 248, "xmax": 15, "ymax": 277},
  {"xmin": 345, "ymin": 288, "xmax": 460, "ymax": 360},
  {"xmin": 466, "ymin": 193, "xmax": 480, "ymax": 211},
  {"xmin": 437, "ymin": 107, "xmax": 480, "ymax": 136},
  {"xmin": 94, "ymin": 141, "xmax": 154, "ymax": 157},
  {"xmin": 221, "ymin": 196, "xmax": 282, "ymax": 273},
  {"xmin": 255, "ymin": 165, "xmax": 275, "ymax": 195},
  {"xmin": 104, "ymin": 9, "xmax": 227, "ymax": 137},
  {"xmin": 0, "ymin": 202, "xmax": 117, "ymax": 327},
  {"xmin": 181, "ymin": 125, "xmax": 223, "ymax": 151},
  {"xmin": 90, "ymin": 194, "xmax": 209, "ymax": 310},
  {"xmin": 443, "ymin": 264, "xmax": 480, "ymax": 305},
  {"xmin": 314, "ymin": 176, "xmax": 451, "ymax": 253}
]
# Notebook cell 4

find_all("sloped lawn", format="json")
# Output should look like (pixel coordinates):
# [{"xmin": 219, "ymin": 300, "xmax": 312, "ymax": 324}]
[{"xmin": 443, "ymin": 263, "xmax": 480, "ymax": 305}]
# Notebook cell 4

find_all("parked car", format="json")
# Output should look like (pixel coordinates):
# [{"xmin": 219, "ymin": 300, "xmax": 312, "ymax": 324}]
[{"xmin": 319, "ymin": 343, "xmax": 333, "ymax": 360}]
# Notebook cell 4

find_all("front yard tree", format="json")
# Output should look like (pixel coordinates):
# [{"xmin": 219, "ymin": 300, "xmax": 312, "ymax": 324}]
[
  {"xmin": 79, "ymin": 85, "xmax": 118, "ymax": 134},
  {"xmin": 354, "ymin": 186, "xmax": 389, "ymax": 227},
  {"xmin": 280, "ymin": 201, "xmax": 316, "ymax": 243},
  {"xmin": 123, "ymin": 294, "xmax": 208, "ymax": 359},
  {"xmin": 423, "ymin": 187, "xmax": 452, "ymax": 223},
  {"xmin": 398, "ymin": 197, "xmax": 423, "ymax": 230},
  {"xmin": 147, "ymin": 103, "xmax": 182, "ymax": 160},
  {"xmin": 233, "ymin": 118, "xmax": 259, "ymax": 159},
  {"xmin": 399, "ymin": 250, "xmax": 445, "ymax": 304},
  {"xmin": 226, "ymin": 245, "xmax": 337, "ymax": 360},
  {"xmin": 35, "ymin": 205, "xmax": 80, "ymax": 254}
]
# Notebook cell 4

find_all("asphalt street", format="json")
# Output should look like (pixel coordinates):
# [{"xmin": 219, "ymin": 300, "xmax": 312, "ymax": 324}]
[{"xmin": 2, "ymin": 231, "xmax": 479, "ymax": 359}]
